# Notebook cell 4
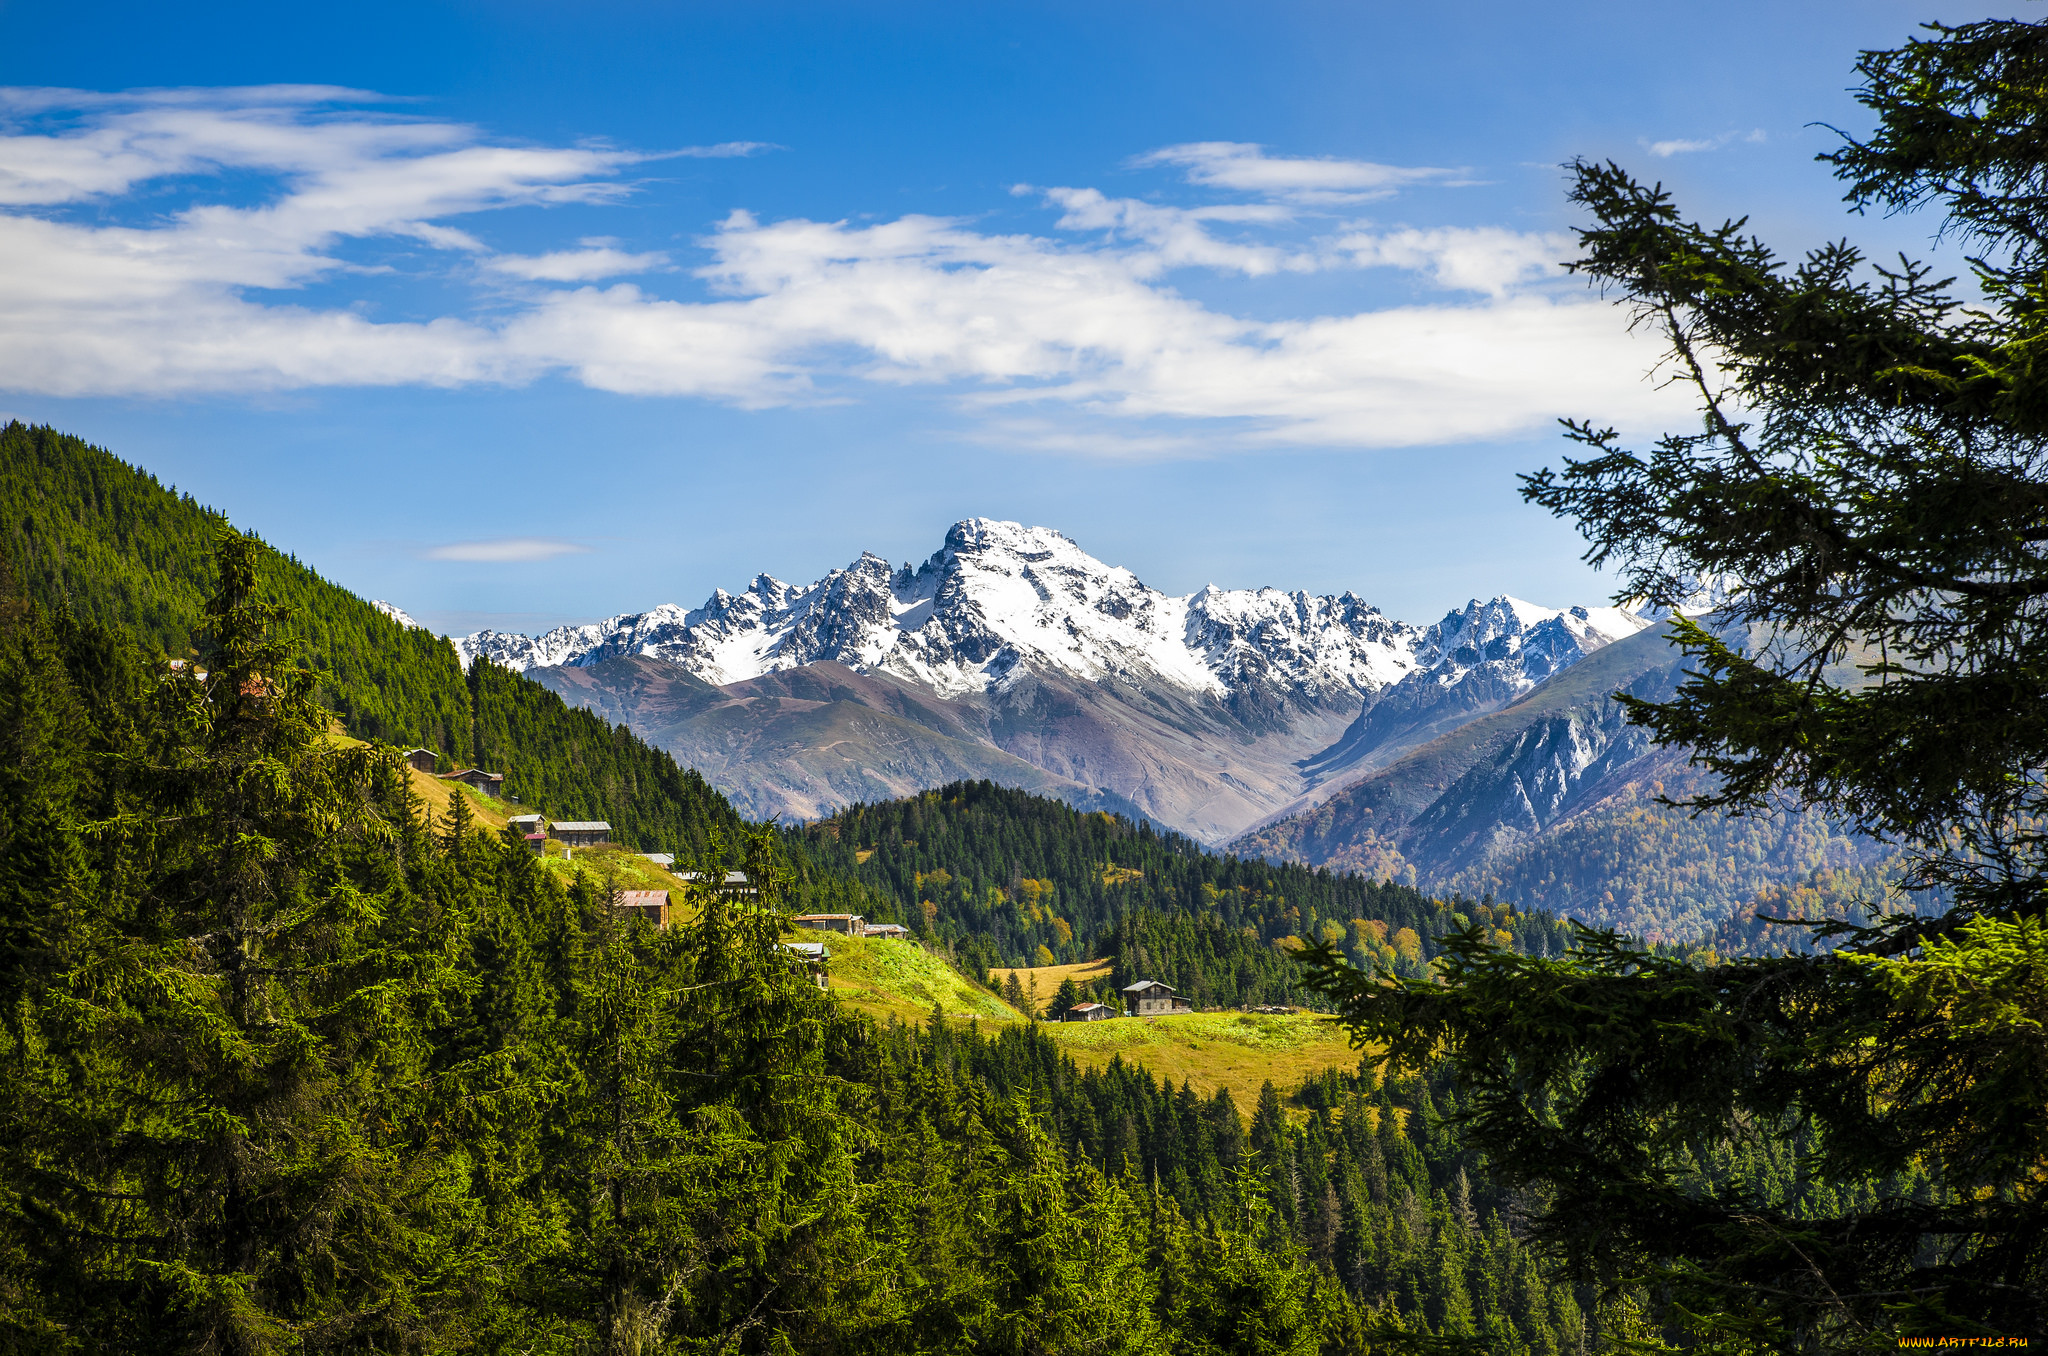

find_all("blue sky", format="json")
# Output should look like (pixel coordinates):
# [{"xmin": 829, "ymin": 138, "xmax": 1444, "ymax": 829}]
[{"xmin": 0, "ymin": 0, "xmax": 2004, "ymax": 635}]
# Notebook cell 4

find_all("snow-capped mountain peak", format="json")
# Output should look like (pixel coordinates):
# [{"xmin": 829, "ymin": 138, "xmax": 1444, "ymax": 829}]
[
  {"xmin": 1410, "ymin": 594, "xmax": 1649, "ymax": 692},
  {"xmin": 450, "ymin": 520, "xmax": 1639, "ymax": 714},
  {"xmin": 371, "ymin": 600, "xmax": 421, "ymax": 630}
]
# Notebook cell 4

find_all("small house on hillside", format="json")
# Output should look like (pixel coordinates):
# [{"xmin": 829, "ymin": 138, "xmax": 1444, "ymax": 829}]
[
  {"xmin": 791, "ymin": 913, "xmax": 864, "ymax": 935},
  {"xmin": 551, "ymin": 820, "xmax": 611, "ymax": 848},
  {"xmin": 401, "ymin": 748, "xmax": 437, "ymax": 773},
  {"xmin": 1065, "ymin": 1001, "xmax": 1115, "ymax": 1022},
  {"xmin": 508, "ymin": 815, "xmax": 548, "ymax": 855},
  {"xmin": 442, "ymin": 768, "xmax": 505, "ymax": 798},
  {"xmin": 680, "ymin": 870, "xmax": 754, "ymax": 894},
  {"xmin": 642, "ymin": 853, "xmax": 675, "ymax": 869},
  {"xmin": 1122, "ymin": 979, "xmax": 1193, "ymax": 1017},
  {"xmin": 779, "ymin": 941, "xmax": 830, "ymax": 990},
  {"xmin": 616, "ymin": 890, "xmax": 669, "ymax": 927},
  {"xmin": 863, "ymin": 922, "xmax": 911, "ymax": 939}
]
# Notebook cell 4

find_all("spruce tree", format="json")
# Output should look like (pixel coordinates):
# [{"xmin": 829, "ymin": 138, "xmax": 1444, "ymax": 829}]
[{"xmin": 1308, "ymin": 18, "xmax": 2048, "ymax": 1350}]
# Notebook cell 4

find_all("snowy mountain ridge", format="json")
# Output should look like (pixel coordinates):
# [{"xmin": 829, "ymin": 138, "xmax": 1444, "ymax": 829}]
[{"xmin": 451, "ymin": 518, "xmax": 1646, "ymax": 715}]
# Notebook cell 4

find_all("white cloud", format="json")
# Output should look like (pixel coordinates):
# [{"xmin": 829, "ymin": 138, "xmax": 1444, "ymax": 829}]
[
  {"xmin": 1647, "ymin": 128, "xmax": 1766, "ymax": 158},
  {"xmin": 486, "ymin": 247, "xmax": 671, "ymax": 281},
  {"xmin": 673, "ymin": 140, "xmax": 781, "ymax": 158},
  {"xmin": 1337, "ymin": 226, "xmax": 1571, "ymax": 297},
  {"xmin": 1134, "ymin": 141, "xmax": 1461, "ymax": 203},
  {"xmin": 0, "ymin": 88, "xmax": 1688, "ymax": 452},
  {"xmin": 425, "ymin": 537, "xmax": 591, "ymax": 563},
  {"xmin": 1037, "ymin": 186, "xmax": 1310, "ymax": 276}
]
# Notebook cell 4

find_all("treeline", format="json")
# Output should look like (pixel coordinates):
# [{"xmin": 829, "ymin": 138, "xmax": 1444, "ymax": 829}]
[
  {"xmin": 0, "ymin": 534, "xmax": 1475, "ymax": 1355},
  {"xmin": 796, "ymin": 781, "xmax": 1575, "ymax": 987},
  {"xmin": 0, "ymin": 420, "xmax": 472, "ymax": 752},
  {"xmin": 0, "ymin": 420, "xmax": 740, "ymax": 861}
]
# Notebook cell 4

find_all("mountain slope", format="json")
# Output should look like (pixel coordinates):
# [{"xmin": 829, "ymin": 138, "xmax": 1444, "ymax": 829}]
[
  {"xmin": 528, "ymin": 656, "xmax": 1146, "ymax": 823},
  {"xmin": 0, "ymin": 421, "xmax": 472, "ymax": 753},
  {"xmin": 793, "ymin": 779, "xmax": 1576, "ymax": 985},
  {"xmin": 1231, "ymin": 621, "xmax": 1900, "ymax": 942},
  {"xmin": 2, "ymin": 421, "xmax": 746, "ymax": 858}
]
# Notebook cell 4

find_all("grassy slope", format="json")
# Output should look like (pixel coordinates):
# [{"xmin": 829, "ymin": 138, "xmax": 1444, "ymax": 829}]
[
  {"xmin": 855, "ymin": 949, "xmax": 1360, "ymax": 1105},
  {"xmin": 813, "ymin": 929, "xmax": 1025, "ymax": 1026},
  {"xmin": 1043, "ymin": 1010, "xmax": 1362, "ymax": 1110},
  {"xmin": 988, "ymin": 958, "xmax": 1115, "ymax": 1001}
]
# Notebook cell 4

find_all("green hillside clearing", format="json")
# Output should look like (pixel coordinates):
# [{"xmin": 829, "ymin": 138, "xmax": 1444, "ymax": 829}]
[
  {"xmin": 810, "ymin": 929, "xmax": 1025, "ymax": 1026},
  {"xmin": 1041, "ymin": 1010, "xmax": 1362, "ymax": 1109}
]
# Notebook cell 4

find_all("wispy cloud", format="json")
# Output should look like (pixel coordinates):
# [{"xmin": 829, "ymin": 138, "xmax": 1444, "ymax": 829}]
[
  {"xmin": 1336, "ymin": 226, "xmax": 1571, "ymax": 298},
  {"xmin": 1134, "ymin": 141, "xmax": 1463, "ymax": 203},
  {"xmin": 1646, "ymin": 128, "xmax": 1766, "ymax": 158},
  {"xmin": 672, "ymin": 140, "xmax": 781, "ymax": 159},
  {"xmin": 486, "ymin": 245, "xmax": 670, "ymax": 281},
  {"xmin": 0, "ymin": 88, "xmax": 1685, "ymax": 453},
  {"xmin": 425, "ymin": 537, "xmax": 591, "ymax": 563}
]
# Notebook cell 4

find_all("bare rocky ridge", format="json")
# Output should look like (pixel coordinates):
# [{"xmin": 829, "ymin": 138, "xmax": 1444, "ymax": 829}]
[{"xmin": 465, "ymin": 519, "xmax": 1647, "ymax": 841}]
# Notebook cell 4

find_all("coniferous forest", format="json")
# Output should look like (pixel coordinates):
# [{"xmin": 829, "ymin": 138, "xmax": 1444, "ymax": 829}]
[
  {"xmin": 0, "ymin": 530, "xmax": 1643, "ymax": 1354},
  {"xmin": 795, "ymin": 782, "xmax": 1572, "ymax": 1006}
]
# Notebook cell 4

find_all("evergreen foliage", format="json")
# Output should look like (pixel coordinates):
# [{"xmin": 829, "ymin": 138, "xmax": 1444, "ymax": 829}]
[
  {"xmin": 797, "ymin": 781, "xmax": 1573, "ymax": 1003},
  {"xmin": 1310, "ymin": 20, "xmax": 2048, "ymax": 1349},
  {"xmin": 0, "ymin": 420, "xmax": 472, "ymax": 752},
  {"xmin": 0, "ymin": 419, "xmax": 743, "ymax": 860}
]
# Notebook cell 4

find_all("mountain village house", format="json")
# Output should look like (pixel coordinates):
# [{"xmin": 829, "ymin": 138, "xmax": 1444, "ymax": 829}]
[
  {"xmin": 616, "ymin": 890, "xmax": 669, "ymax": 927},
  {"xmin": 1064, "ymin": 1001, "xmax": 1116, "ymax": 1022},
  {"xmin": 507, "ymin": 815, "xmax": 547, "ymax": 853},
  {"xmin": 680, "ymin": 871, "xmax": 754, "ymax": 895},
  {"xmin": 402, "ymin": 748, "xmax": 437, "ymax": 773},
  {"xmin": 780, "ymin": 941, "xmax": 830, "ymax": 990},
  {"xmin": 1122, "ymin": 980, "xmax": 1193, "ymax": 1016},
  {"xmin": 551, "ymin": 820, "xmax": 611, "ymax": 848},
  {"xmin": 790, "ymin": 913, "xmax": 864, "ymax": 935},
  {"xmin": 441, "ymin": 768, "xmax": 504, "ymax": 798},
  {"xmin": 863, "ymin": 922, "xmax": 911, "ymax": 939}
]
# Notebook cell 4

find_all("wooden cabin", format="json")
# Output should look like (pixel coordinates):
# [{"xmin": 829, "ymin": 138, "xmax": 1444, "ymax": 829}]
[
  {"xmin": 616, "ymin": 890, "xmax": 669, "ymax": 928},
  {"xmin": 401, "ymin": 747, "xmax": 438, "ymax": 773},
  {"xmin": 779, "ymin": 941, "xmax": 830, "ymax": 990},
  {"xmin": 441, "ymin": 768, "xmax": 505, "ymax": 798},
  {"xmin": 551, "ymin": 820, "xmax": 611, "ymax": 848},
  {"xmin": 1064, "ymin": 1001, "xmax": 1116, "ymax": 1022},
  {"xmin": 1121, "ymin": 979, "xmax": 1193, "ymax": 1017},
  {"xmin": 790, "ymin": 913, "xmax": 864, "ymax": 935},
  {"xmin": 863, "ymin": 922, "xmax": 911, "ymax": 939}
]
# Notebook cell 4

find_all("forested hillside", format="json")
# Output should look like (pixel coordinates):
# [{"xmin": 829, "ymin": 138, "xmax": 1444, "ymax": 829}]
[
  {"xmin": 0, "ymin": 533, "xmax": 1646, "ymax": 1354},
  {"xmin": 795, "ymin": 781, "xmax": 1575, "ymax": 1001},
  {"xmin": 0, "ymin": 421, "xmax": 741, "ymax": 859},
  {"xmin": 0, "ymin": 420, "xmax": 472, "ymax": 752}
]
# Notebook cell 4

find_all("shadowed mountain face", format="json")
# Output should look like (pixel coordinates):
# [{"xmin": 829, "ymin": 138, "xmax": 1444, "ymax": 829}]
[{"xmin": 1229, "ymin": 621, "xmax": 1898, "ymax": 942}]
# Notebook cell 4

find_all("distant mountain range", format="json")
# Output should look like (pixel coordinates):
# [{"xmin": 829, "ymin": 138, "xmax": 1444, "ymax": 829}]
[{"xmin": 451, "ymin": 519, "xmax": 1648, "ymax": 844}]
